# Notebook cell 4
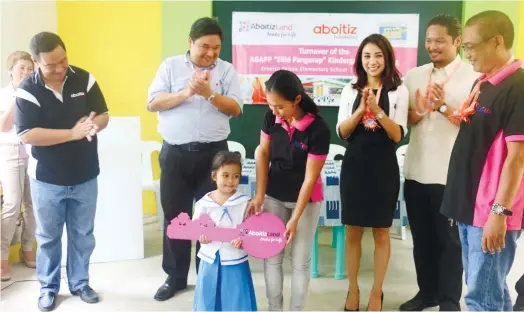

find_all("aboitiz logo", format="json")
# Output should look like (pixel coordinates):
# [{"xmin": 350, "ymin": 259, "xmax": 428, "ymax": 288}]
[{"xmin": 313, "ymin": 24, "xmax": 358, "ymax": 39}]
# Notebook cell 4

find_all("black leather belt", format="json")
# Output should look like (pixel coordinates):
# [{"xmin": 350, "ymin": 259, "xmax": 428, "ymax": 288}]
[{"xmin": 170, "ymin": 140, "xmax": 226, "ymax": 152}]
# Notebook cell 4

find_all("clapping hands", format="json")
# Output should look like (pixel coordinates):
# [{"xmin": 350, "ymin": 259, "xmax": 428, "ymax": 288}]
[
  {"xmin": 71, "ymin": 112, "xmax": 98, "ymax": 142},
  {"xmin": 415, "ymin": 82, "xmax": 445, "ymax": 115},
  {"xmin": 427, "ymin": 82, "xmax": 445, "ymax": 109},
  {"xmin": 364, "ymin": 88, "xmax": 381, "ymax": 114},
  {"xmin": 188, "ymin": 70, "xmax": 213, "ymax": 98}
]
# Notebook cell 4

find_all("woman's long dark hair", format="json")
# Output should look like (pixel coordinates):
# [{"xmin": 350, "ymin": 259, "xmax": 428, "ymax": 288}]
[
  {"xmin": 352, "ymin": 34, "xmax": 402, "ymax": 91},
  {"xmin": 265, "ymin": 70, "xmax": 319, "ymax": 115}
]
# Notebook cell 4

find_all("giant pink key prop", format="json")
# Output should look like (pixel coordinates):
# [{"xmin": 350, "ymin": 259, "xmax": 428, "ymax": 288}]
[{"xmin": 166, "ymin": 212, "xmax": 287, "ymax": 259}]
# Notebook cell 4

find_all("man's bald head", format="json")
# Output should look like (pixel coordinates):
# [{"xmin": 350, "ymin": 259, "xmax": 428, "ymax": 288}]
[{"xmin": 465, "ymin": 10, "xmax": 514, "ymax": 50}]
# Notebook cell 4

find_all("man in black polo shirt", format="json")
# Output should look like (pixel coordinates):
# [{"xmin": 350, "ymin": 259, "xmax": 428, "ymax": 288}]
[
  {"xmin": 440, "ymin": 11, "xmax": 524, "ymax": 311},
  {"xmin": 15, "ymin": 32, "xmax": 109, "ymax": 311}
]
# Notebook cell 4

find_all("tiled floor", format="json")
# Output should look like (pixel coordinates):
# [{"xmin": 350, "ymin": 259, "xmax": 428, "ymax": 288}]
[{"xmin": 1, "ymin": 215, "xmax": 523, "ymax": 311}]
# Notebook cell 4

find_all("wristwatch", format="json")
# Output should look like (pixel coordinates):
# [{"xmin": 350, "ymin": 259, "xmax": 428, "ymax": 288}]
[
  {"xmin": 206, "ymin": 92, "xmax": 216, "ymax": 103},
  {"xmin": 376, "ymin": 111, "xmax": 385, "ymax": 120},
  {"xmin": 438, "ymin": 103, "xmax": 448, "ymax": 113},
  {"xmin": 491, "ymin": 203, "xmax": 513, "ymax": 216}
]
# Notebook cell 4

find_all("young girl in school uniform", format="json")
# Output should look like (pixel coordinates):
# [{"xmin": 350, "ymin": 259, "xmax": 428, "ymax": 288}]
[{"xmin": 192, "ymin": 151, "xmax": 257, "ymax": 311}]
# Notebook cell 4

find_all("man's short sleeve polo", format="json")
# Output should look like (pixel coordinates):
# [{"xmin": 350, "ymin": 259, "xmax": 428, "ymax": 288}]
[
  {"xmin": 440, "ymin": 65, "xmax": 524, "ymax": 230},
  {"xmin": 15, "ymin": 88, "xmax": 41, "ymax": 136},
  {"xmin": 503, "ymin": 86, "xmax": 524, "ymax": 142},
  {"xmin": 86, "ymin": 74, "xmax": 108, "ymax": 115},
  {"xmin": 147, "ymin": 58, "xmax": 171, "ymax": 105},
  {"xmin": 14, "ymin": 66, "xmax": 107, "ymax": 186},
  {"xmin": 221, "ymin": 65, "xmax": 244, "ymax": 114}
]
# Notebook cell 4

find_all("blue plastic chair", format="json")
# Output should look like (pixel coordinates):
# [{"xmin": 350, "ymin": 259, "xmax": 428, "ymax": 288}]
[{"xmin": 310, "ymin": 225, "xmax": 345, "ymax": 280}]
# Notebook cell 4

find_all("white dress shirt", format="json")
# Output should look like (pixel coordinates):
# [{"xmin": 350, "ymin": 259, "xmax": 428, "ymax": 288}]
[
  {"xmin": 147, "ymin": 53, "xmax": 243, "ymax": 145},
  {"xmin": 193, "ymin": 191, "xmax": 250, "ymax": 266},
  {"xmin": 403, "ymin": 56, "xmax": 480, "ymax": 185}
]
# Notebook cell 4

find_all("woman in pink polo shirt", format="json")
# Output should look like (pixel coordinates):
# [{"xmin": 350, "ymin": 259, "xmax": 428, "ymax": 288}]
[{"xmin": 246, "ymin": 70, "xmax": 330, "ymax": 311}]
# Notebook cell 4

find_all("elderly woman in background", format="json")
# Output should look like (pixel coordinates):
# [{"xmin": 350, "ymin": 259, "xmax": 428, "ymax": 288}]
[{"xmin": 0, "ymin": 51, "xmax": 36, "ymax": 281}]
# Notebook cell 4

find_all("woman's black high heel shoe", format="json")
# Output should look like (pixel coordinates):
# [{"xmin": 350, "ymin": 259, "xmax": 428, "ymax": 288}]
[{"xmin": 344, "ymin": 291, "xmax": 360, "ymax": 311}]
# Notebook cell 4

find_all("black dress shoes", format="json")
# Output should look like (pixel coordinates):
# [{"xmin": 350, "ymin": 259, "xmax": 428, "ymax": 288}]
[
  {"xmin": 71, "ymin": 285, "xmax": 99, "ymax": 304},
  {"xmin": 399, "ymin": 293, "xmax": 439, "ymax": 311},
  {"xmin": 154, "ymin": 278, "xmax": 187, "ymax": 301},
  {"xmin": 439, "ymin": 300, "xmax": 461, "ymax": 311},
  {"xmin": 38, "ymin": 292, "xmax": 56, "ymax": 312}
]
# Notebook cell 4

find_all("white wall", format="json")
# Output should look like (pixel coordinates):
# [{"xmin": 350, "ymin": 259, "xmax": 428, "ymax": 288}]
[
  {"xmin": 0, "ymin": 0, "xmax": 57, "ymax": 86},
  {"xmin": 0, "ymin": 2, "xmax": 3, "ymax": 85}
]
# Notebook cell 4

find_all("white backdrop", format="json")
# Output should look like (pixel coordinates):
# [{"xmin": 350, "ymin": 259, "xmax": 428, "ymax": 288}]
[{"xmin": 61, "ymin": 117, "xmax": 144, "ymax": 264}]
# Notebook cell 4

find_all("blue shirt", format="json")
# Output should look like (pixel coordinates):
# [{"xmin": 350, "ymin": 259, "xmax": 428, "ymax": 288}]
[{"xmin": 147, "ymin": 53, "xmax": 243, "ymax": 145}]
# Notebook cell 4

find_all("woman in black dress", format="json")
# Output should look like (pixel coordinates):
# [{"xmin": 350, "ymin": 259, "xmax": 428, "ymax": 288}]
[{"xmin": 336, "ymin": 34, "xmax": 408, "ymax": 311}]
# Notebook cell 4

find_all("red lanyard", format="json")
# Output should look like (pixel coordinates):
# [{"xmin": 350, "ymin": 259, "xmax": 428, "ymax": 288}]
[
  {"xmin": 450, "ymin": 79, "xmax": 485, "ymax": 123},
  {"xmin": 361, "ymin": 86, "xmax": 382, "ymax": 130},
  {"xmin": 429, "ymin": 59, "xmax": 461, "ymax": 85},
  {"xmin": 451, "ymin": 58, "xmax": 520, "ymax": 123}
]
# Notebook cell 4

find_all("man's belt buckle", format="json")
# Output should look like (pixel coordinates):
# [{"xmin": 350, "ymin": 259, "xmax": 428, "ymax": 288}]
[{"xmin": 188, "ymin": 142, "xmax": 200, "ymax": 152}]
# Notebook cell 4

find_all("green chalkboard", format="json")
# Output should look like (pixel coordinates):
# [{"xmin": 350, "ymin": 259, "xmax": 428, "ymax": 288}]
[{"xmin": 213, "ymin": 1, "xmax": 463, "ymax": 157}]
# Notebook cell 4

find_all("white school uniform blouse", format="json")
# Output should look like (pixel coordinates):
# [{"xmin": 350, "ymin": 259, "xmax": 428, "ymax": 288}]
[
  {"xmin": 336, "ymin": 79, "xmax": 409, "ymax": 140},
  {"xmin": 193, "ymin": 191, "xmax": 250, "ymax": 266}
]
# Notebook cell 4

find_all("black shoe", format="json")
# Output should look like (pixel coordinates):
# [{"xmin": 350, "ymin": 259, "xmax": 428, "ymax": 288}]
[
  {"xmin": 439, "ymin": 301, "xmax": 461, "ymax": 311},
  {"xmin": 344, "ymin": 290, "xmax": 360, "ymax": 311},
  {"xmin": 154, "ymin": 278, "xmax": 187, "ymax": 301},
  {"xmin": 399, "ymin": 293, "xmax": 438, "ymax": 311},
  {"xmin": 71, "ymin": 285, "xmax": 99, "ymax": 303},
  {"xmin": 38, "ymin": 292, "xmax": 56, "ymax": 312},
  {"xmin": 515, "ymin": 295, "xmax": 524, "ymax": 311}
]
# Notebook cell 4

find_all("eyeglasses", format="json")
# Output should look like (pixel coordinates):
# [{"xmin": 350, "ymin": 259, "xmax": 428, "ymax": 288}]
[{"xmin": 461, "ymin": 36, "xmax": 495, "ymax": 53}]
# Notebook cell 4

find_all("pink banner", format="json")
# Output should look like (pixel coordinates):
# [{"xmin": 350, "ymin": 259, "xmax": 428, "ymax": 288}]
[{"xmin": 233, "ymin": 45, "xmax": 418, "ymax": 77}]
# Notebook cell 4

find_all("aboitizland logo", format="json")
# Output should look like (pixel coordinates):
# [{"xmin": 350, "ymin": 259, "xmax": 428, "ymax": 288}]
[{"xmin": 239, "ymin": 20, "xmax": 294, "ymax": 32}]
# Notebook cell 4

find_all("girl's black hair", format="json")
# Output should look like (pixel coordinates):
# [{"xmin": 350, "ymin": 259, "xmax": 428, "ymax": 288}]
[
  {"xmin": 352, "ymin": 34, "xmax": 402, "ymax": 91},
  {"xmin": 265, "ymin": 70, "xmax": 319, "ymax": 115},
  {"xmin": 211, "ymin": 151, "xmax": 242, "ymax": 173}
]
